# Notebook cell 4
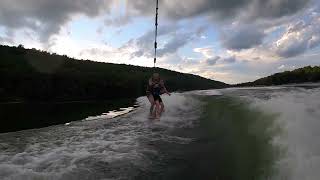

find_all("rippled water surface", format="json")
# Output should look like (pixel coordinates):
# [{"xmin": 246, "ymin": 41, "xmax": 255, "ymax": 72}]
[{"xmin": 1, "ymin": 85, "xmax": 320, "ymax": 180}]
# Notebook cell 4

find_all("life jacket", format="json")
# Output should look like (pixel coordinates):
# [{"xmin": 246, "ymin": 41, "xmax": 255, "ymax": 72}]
[
  {"xmin": 151, "ymin": 83, "xmax": 162, "ymax": 96},
  {"xmin": 148, "ymin": 79, "xmax": 164, "ymax": 96}
]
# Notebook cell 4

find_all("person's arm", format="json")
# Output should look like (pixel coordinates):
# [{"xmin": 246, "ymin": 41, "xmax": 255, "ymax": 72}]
[
  {"xmin": 163, "ymin": 86, "xmax": 171, "ymax": 96},
  {"xmin": 149, "ymin": 78, "xmax": 157, "ymax": 87},
  {"xmin": 148, "ymin": 78, "xmax": 153, "ymax": 86},
  {"xmin": 160, "ymin": 80, "xmax": 171, "ymax": 96}
]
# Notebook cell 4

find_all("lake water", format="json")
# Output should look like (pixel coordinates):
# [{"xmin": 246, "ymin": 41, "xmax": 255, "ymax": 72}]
[
  {"xmin": 0, "ymin": 84, "xmax": 320, "ymax": 180},
  {"xmin": 0, "ymin": 99, "xmax": 136, "ymax": 133}
]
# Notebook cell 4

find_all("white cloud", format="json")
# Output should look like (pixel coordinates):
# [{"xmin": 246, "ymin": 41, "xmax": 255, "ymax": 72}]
[
  {"xmin": 193, "ymin": 47, "xmax": 215, "ymax": 58},
  {"xmin": 273, "ymin": 16, "xmax": 320, "ymax": 57},
  {"xmin": 0, "ymin": 0, "xmax": 116, "ymax": 43},
  {"xmin": 200, "ymin": 35, "xmax": 207, "ymax": 39},
  {"xmin": 277, "ymin": 64, "xmax": 296, "ymax": 70},
  {"xmin": 278, "ymin": 65, "xmax": 285, "ymax": 70}
]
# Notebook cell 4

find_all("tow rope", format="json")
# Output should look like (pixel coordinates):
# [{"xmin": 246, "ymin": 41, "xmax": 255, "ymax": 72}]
[{"xmin": 154, "ymin": 0, "xmax": 159, "ymax": 68}]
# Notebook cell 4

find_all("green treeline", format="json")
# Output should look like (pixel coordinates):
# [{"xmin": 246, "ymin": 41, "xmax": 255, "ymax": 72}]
[
  {"xmin": 0, "ymin": 45, "xmax": 227, "ymax": 102},
  {"xmin": 238, "ymin": 66, "xmax": 320, "ymax": 86}
]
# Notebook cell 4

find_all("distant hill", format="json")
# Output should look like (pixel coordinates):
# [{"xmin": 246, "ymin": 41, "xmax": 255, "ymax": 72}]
[
  {"xmin": 0, "ymin": 45, "xmax": 227, "ymax": 102},
  {"xmin": 238, "ymin": 66, "xmax": 320, "ymax": 87}
]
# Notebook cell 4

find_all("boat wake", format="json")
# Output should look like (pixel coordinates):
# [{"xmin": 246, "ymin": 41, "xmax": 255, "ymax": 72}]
[{"xmin": 0, "ymin": 86, "xmax": 319, "ymax": 180}]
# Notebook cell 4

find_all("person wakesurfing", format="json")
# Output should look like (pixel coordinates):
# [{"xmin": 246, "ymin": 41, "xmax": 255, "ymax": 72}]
[{"xmin": 146, "ymin": 73, "xmax": 171, "ymax": 119}]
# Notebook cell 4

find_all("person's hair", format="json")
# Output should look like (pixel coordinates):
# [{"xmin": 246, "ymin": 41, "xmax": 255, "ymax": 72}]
[{"xmin": 152, "ymin": 73, "xmax": 160, "ymax": 81}]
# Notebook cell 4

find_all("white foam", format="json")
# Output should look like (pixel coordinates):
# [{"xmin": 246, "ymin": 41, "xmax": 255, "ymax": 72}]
[
  {"xmin": 187, "ymin": 89, "xmax": 223, "ymax": 96},
  {"xmin": 0, "ymin": 120, "xmax": 144, "ymax": 179},
  {"xmin": 251, "ymin": 88, "xmax": 320, "ymax": 180},
  {"xmin": 85, "ymin": 106, "xmax": 135, "ymax": 121},
  {"xmin": 8, "ymin": 89, "xmax": 314, "ymax": 179},
  {"xmin": 0, "ymin": 92, "xmax": 201, "ymax": 179}
]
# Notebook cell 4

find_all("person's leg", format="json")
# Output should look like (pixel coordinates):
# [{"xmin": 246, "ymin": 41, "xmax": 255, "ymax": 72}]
[
  {"xmin": 158, "ymin": 96, "xmax": 164, "ymax": 113},
  {"xmin": 160, "ymin": 102, "xmax": 165, "ymax": 112},
  {"xmin": 155, "ymin": 100, "xmax": 161, "ymax": 118},
  {"xmin": 147, "ymin": 95, "xmax": 155, "ymax": 113}
]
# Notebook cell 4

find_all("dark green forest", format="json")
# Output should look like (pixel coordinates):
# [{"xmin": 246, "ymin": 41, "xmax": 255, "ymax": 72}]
[
  {"xmin": 0, "ymin": 45, "xmax": 227, "ymax": 102},
  {"xmin": 238, "ymin": 66, "xmax": 320, "ymax": 86}
]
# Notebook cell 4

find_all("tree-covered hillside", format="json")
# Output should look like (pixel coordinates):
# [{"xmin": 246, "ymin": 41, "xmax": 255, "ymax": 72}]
[
  {"xmin": 0, "ymin": 45, "xmax": 227, "ymax": 102},
  {"xmin": 238, "ymin": 66, "xmax": 320, "ymax": 86}
]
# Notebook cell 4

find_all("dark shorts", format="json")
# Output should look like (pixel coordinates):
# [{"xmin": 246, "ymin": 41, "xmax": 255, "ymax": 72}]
[{"xmin": 152, "ymin": 94, "xmax": 162, "ymax": 102}]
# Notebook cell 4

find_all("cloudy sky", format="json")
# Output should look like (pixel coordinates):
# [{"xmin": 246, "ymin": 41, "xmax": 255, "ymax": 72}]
[{"xmin": 0, "ymin": 0, "xmax": 320, "ymax": 84}]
